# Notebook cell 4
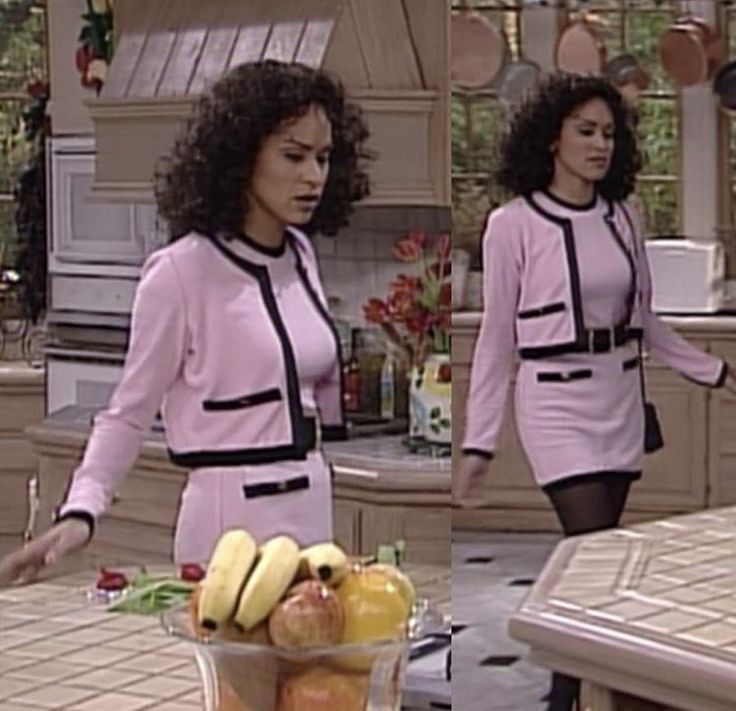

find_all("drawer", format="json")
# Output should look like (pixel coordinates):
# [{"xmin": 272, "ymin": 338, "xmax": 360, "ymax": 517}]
[
  {"xmin": 46, "ymin": 357, "xmax": 123, "ymax": 414},
  {"xmin": 51, "ymin": 275, "xmax": 138, "ymax": 314}
]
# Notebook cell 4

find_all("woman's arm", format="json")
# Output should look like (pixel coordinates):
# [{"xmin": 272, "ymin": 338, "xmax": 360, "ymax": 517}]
[
  {"xmin": 629, "ymin": 205, "xmax": 728, "ymax": 387},
  {"xmin": 461, "ymin": 208, "xmax": 522, "ymax": 457},
  {"xmin": 57, "ymin": 249, "xmax": 189, "ymax": 524}
]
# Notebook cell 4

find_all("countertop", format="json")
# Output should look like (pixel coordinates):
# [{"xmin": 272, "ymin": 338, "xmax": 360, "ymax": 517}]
[
  {"xmin": 509, "ymin": 506, "xmax": 736, "ymax": 711},
  {"xmin": 453, "ymin": 310, "xmax": 736, "ymax": 334},
  {"xmin": 29, "ymin": 406, "xmax": 450, "ymax": 493},
  {"xmin": 0, "ymin": 563, "xmax": 450, "ymax": 710}
]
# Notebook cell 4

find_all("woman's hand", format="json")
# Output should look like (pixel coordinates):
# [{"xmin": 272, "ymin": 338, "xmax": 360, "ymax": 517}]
[
  {"xmin": 453, "ymin": 453, "xmax": 492, "ymax": 508},
  {"xmin": 0, "ymin": 519, "xmax": 91, "ymax": 588}
]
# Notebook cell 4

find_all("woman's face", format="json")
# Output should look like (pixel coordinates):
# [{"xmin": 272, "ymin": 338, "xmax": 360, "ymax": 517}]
[
  {"xmin": 246, "ymin": 103, "xmax": 332, "ymax": 233},
  {"xmin": 552, "ymin": 97, "xmax": 615, "ymax": 185}
]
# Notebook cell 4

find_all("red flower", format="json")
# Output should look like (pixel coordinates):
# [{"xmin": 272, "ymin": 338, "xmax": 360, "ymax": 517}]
[
  {"xmin": 393, "ymin": 238, "xmax": 422, "ymax": 263},
  {"xmin": 75, "ymin": 44, "xmax": 93, "ymax": 73},
  {"xmin": 436, "ymin": 233, "xmax": 451, "ymax": 261},
  {"xmin": 407, "ymin": 229, "xmax": 428, "ymax": 248},
  {"xmin": 363, "ymin": 298, "xmax": 389, "ymax": 325},
  {"xmin": 439, "ymin": 282, "xmax": 451, "ymax": 307}
]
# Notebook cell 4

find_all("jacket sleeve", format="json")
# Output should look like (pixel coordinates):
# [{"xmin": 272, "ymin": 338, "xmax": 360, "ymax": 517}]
[
  {"xmin": 57, "ymin": 250, "xmax": 189, "ymax": 521},
  {"xmin": 462, "ymin": 208, "xmax": 522, "ymax": 456},
  {"xmin": 630, "ymin": 205, "xmax": 727, "ymax": 387}
]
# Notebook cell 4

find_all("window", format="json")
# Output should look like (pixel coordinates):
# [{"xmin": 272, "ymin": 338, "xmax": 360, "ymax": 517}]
[
  {"xmin": 452, "ymin": 1, "xmax": 522, "ymax": 258},
  {"xmin": 0, "ymin": 0, "xmax": 46, "ymax": 268},
  {"xmin": 451, "ymin": 1, "xmax": 682, "ymax": 249},
  {"xmin": 590, "ymin": 1, "xmax": 680, "ymax": 235}
]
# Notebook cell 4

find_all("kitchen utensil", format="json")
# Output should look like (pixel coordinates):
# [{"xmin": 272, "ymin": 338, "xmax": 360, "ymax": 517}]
[
  {"xmin": 604, "ymin": 53, "xmax": 650, "ymax": 90},
  {"xmin": 658, "ymin": 15, "xmax": 726, "ymax": 87},
  {"xmin": 714, "ymin": 59, "xmax": 736, "ymax": 110},
  {"xmin": 451, "ymin": 11, "xmax": 509, "ymax": 89},
  {"xmin": 555, "ymin": 13, "xmax": 607, "ymax": 75},
  {"xmin": 451, "ymin": 248, "xmax": 471, "ymax": 310},
  {"xmin": 496, "ymin": 58, "xmax": 542, "ymax": 109}
]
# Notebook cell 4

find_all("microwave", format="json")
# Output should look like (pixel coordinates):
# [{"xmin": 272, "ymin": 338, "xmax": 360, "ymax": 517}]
[{"xmin": 644, "ymin": 239, "xmax": 724, "ymax": 314}]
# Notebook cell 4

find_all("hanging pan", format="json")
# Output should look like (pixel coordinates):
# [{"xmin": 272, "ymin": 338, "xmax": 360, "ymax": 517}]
[
  {"xmin": 451, "ymin": 11, "xmax": 509, "ymax": 89},
  {"xmin": 555, "ymin": 13, "xmax": 607, "ymax": 75},
  {"xmin": 658, "ymin": 15, "xmax": 726, "ymax": 87}
]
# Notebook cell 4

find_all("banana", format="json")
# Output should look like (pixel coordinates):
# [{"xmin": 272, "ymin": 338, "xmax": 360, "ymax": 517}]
[
  {"xmin": 197, "ymin": 528, "xmax": 258, "ymax": 632},
  {"xmin": 297, "ymin": 541, "xmax": 349, "ymax": 587},
  {"xmin": 234, "ymin": 535, "xmax": 300, "ymax": 631}
]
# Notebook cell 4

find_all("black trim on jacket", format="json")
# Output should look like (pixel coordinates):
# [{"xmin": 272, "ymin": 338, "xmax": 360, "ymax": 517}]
[
  {"xmin": 203, "ymin": 235, "xmax": 314, "ymax": 461},
  {"xmin": 288, "ymin": 232, "xmax": 347, "ymax": 440},
  {"xmin": 522, "ymin": 194, "xmax": 587, "ymax": 356}
]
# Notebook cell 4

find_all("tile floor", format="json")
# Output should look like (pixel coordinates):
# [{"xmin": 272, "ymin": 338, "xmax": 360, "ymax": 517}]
[{"xmin": 452, "ymin": 531, "xmax": 561, "ymax": 711}]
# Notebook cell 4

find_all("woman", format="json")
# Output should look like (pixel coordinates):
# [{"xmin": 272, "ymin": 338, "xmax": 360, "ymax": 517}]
[
  {"xmin": 0, "ymin": 60, "xmax": 371, "ymax": 585},
  {"xmin": 453, "ymin": 73, "xmax": 734, "ymax": 711}
]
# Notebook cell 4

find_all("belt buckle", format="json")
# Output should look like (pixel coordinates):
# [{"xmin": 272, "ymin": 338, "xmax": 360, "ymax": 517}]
[{"xmin": 587, "ymin": 330, "xmax": 596, "ymax": 353}]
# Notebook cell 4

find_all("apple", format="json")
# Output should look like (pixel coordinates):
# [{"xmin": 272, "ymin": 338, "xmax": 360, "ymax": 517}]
[
  {"xmin": 277, "ymin": 667, "xmax": 365, "ymax": 710},
  {"xmin": 268, "ymin": 580, "xmax": 344, "ymax": 647}
]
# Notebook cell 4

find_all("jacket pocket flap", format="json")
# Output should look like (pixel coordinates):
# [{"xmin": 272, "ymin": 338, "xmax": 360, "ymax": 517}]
[
  {"xmin": 537, "ymin": 368, "xmax": 592, "ymax": 383},
  {"xmin": 518, "ymin": 301, "xmax": 566, "ymax": 320},
  {"xmin": 622, "ymin": 357, "xmax": 640, "ymax": 371},
  {"xmin": 203, "ymin": 387, "xmax": 283, "ymax": 411}
]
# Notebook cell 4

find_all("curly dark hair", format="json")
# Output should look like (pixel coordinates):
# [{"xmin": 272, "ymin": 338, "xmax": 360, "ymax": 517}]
[
  {"xmin": 155, "ymin": 60, "xmax": 372, "ymax": 240},
  {"xmin": 496, "ymin": 73, "xmax": 642, "ymax": 202}
]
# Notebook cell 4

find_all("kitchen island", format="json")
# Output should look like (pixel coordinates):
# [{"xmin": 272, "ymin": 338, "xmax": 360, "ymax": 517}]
[
  {"xmin": 0, "ymin": 563, "xmax": 449, "ymax": 710},
  {"xmin": 509, "ymin": 505, "xmax": 736, "ymax": 711},
  {"xmin": 23, "ymin": 406, "xmax": 450, "ymax": 570}
]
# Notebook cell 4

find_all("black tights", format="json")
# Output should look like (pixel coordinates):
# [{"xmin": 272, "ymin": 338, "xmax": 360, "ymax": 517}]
[{"xmin": 542, "ymin": 472, "xmax": 637, "ymax": 711}]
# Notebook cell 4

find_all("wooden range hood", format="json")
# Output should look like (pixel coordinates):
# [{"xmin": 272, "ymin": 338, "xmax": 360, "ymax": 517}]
[{"xmin": 87, "ymin": 0, "xmax": 449, "ymax": 206}]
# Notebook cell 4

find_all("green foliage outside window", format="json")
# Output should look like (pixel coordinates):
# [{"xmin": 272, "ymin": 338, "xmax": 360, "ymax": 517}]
[{"xmin": 0, "ymin": 0, "xmax": 45, "ymax": 268}]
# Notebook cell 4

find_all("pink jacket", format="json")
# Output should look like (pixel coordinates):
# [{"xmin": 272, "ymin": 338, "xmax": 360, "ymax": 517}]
[
  {"xmin": 462, "ymin": 195, "xmax": 727, "ymax": 456},
  {"xmin": 58, "ymin": 228, "xmax": 345, "ymax": 520}
]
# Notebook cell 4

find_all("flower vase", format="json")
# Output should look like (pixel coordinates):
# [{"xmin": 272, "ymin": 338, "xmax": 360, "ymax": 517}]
[{"xmin": 408, "ymin": 353, "xmax": 451, "ymax": 444}]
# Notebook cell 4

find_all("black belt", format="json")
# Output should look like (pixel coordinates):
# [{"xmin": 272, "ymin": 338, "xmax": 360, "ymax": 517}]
[{"xmin": 583, "ymin": 324, "xmax": 636, "ymax": 353}]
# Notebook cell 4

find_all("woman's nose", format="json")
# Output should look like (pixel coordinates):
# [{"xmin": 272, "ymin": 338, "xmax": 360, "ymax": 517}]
[{"xmin": 303, "ymin": 158, "xmax": 325, "ymax": 185}]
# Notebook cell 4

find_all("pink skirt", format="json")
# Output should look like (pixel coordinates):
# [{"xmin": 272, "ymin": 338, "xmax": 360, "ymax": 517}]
[
  {"xmin": 172, "ymin": 450, "xmax": 333, "ymax": 564},
  {"xmin": 514, "ymin": 342, "xmax": 644, "ymax": 487}
]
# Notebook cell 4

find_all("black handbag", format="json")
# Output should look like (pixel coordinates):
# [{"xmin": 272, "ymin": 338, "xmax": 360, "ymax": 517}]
[
  {"xmin": 639, "ymin": 342, "xmax": 664, "ymax": 454},
  {"xmin": 609, "ymin": 205, "xmax": 664, "ymax": 455}
]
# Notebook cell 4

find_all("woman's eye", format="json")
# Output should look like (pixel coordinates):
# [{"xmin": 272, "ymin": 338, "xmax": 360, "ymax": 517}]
[
  {"xmin": 285, "ymin": 153, "xmax": 304, "ymax": 162},
  {"xmin": 317, "ymin": 154, "xmax": 329, "ymax": 166}
]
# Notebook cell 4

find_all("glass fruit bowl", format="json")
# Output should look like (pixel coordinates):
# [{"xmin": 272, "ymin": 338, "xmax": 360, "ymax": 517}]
[{"xmin": 160, "ymin": 598, "xmax": 445, "ymax": 711}]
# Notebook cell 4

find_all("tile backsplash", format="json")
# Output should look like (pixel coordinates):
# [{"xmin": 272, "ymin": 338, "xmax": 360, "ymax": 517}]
[{"xmin": 316, "ymin": 206, "xmax": 450, "ymax": 326}]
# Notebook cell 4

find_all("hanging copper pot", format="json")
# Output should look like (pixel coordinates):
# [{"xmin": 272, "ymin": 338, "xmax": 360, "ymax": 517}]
[
  {"xmin": 555, "ymin": 14, "xmax": 607, "ymax": 75},
  {"xmin": 714, "ymin": 59, "xmax": 736, "ymax": 110},
  {"xmin": 658, "ymin": 16, "xmax": 727, "ymax": 87},
  {"xmin": 451, "ymin": 12, "xmax": 509, "ymax": 89}
]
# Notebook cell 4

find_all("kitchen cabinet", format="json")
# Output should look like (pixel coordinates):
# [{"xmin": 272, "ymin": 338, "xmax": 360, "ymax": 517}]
[
  {"xmin": 26, "ymin": 407, "xmax": 451, "ymax": 567},
  {"xmin": 452, "ymin": 313, "xmax": 736, "ymax": 532},
  {"xmin": 0, "ymin": 364, "xmax": 45, "ymax": 559},
  {"xmin": 49, "ymin": 137, "xmax": 158, "ymax": 276}
]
